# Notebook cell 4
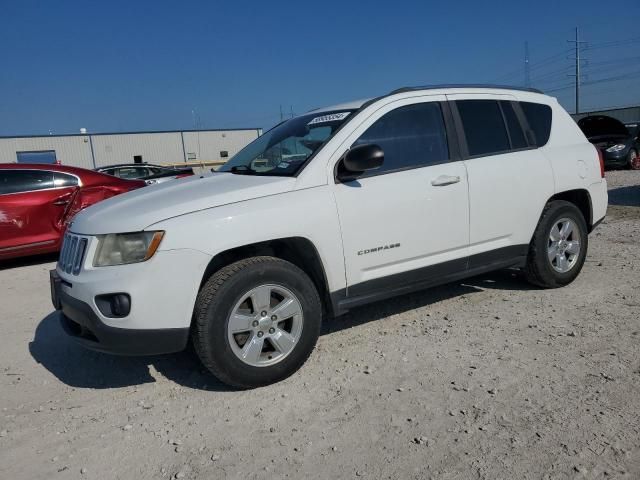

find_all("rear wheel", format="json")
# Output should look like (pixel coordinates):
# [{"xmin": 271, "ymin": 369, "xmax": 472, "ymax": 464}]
[
  {"xmin": 628, "ymin": 149, "xmax": 640, "ymax": 170},
  {"xmin": 192, "ymin": 256, "xmax": 322, "ymax": 389},
  {"xmin": 524, "ymin": 200, "xmax": 588, "ymax": 288}
]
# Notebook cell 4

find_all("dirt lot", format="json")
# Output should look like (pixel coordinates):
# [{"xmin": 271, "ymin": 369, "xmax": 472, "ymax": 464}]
[{"xmin": 1, "ymin": 171, "xmax": 639, "ymax": 480}]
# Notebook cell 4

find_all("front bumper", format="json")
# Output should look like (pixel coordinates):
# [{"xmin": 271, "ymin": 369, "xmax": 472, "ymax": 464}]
[
  {"xmin": 50, "ymin": 244, "xmax": 212, "ymax": 356},
  {"xmin": 51, "ymin": 270, "xmax": 189, "ymax": 355},
  {"xmin": 602, "ymin": 150, "xmax": 629, "ymax": 167}
]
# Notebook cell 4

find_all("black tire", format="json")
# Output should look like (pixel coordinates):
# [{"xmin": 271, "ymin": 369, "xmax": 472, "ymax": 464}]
[
  {"xmin": 524, "ymin": 200, "xmax": 588, "ymax": 288},
  {"xmin": 192, "ymin": 256, "xmax": 322, "ymax": 389}
]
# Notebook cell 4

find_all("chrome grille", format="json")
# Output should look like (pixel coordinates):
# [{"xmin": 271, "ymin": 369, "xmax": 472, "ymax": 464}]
[{"xmin": 59, "ymin": 233, "xmax": 88, "ymax": 275}]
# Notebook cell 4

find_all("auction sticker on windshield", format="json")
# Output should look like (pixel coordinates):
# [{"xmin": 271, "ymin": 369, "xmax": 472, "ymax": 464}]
[{"xmin": 307, "ymin": 112, "xmax": 351, "ymax": 126}]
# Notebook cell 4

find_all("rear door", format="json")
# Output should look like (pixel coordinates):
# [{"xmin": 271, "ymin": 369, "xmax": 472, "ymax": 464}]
[
  {"xmin": 447, "ymin": 95, "xmax": 555, "ymax": 266},
  {"xmin": 0, "ymin": 170, "xmax": 78, "ymax": 255}
]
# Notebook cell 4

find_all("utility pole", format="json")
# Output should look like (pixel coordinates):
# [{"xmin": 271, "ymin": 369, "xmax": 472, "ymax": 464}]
[
  {"xmin": 567, "ymin": 27, "xmax": 587, "ymax": 114},
  {"xmin": 524, "ymin": 41, "xmax": 531, "ymax": 88}
]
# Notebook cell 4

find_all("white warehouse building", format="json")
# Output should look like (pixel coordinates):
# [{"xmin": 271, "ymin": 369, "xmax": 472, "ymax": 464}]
[{"xmin": 0, "ymin": 127, "xmax": 263, "ymax": 169}]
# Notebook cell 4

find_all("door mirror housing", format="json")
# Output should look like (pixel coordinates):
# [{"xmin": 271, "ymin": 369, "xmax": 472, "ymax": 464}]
[{"xmin": 336, "ymin": 144, "xmax": 384, "ymax": 181}]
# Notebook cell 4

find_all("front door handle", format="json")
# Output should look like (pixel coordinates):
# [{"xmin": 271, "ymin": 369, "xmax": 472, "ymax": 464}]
[{"xmin": 431, "ymin": 175, "xmax": 461, "ymax": 187}]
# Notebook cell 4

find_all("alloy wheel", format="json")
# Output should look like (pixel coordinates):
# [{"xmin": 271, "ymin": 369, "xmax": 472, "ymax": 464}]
[
  {"xmin": 226, "ymin": 284, "xmax": 303, "ymax": 367},
  {"xmin": 547, "ymin": 218, "xmax": 582, "ymax": 273}
]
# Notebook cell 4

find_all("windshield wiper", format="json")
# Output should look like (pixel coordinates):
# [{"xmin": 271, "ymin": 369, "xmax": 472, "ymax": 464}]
[{"xmin": 229, "ymin": 165, "xmax": 256, "ymax": 175}]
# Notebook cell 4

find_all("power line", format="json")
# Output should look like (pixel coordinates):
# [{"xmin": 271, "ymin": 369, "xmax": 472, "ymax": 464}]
[
  {"xmin": 586, "ymin": 36, "xmax": 640, "ymax": 51},
  {"xmin": 488, "ymin": 48, "xmax": 571, "ymax": 83}
]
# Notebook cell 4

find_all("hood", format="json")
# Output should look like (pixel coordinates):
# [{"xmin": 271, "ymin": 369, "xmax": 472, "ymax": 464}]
[
  {"xmin": 70, "ymin": 172, "xmax": 297, "ymax": 235},
  {"xmin": 578, "ymin": 115, "xmax": 629, "ymax": 140}
]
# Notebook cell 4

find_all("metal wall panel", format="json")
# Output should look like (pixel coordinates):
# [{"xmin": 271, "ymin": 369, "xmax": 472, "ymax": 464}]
[
  {"xmin": 0, "ymin": 128, "xmax": 262, "ymax": 170},
  {"xmin": 0, "ymin": 136, "xmax": 94, "ymax": 168},
  {"xmin": 182, "ymin": 129, "xmax": 261, "ymax": 162},
  {"xmin": 90, "ymin": 132, "xmax": 184, "ymax": 167}
]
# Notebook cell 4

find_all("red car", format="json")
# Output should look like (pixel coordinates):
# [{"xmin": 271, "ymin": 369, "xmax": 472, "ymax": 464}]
[{"xmin": 0, "ymin": 163, "xmax": 145, "ymax": 260}]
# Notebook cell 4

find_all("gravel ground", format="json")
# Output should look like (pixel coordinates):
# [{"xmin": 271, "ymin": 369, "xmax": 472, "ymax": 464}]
[{"xmin": 1, "ymin": 171, "xmax": 639, "ymax": 480}]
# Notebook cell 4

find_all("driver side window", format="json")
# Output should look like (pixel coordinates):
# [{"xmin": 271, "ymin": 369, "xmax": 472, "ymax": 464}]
[{"xmin": 352, "ymin": 102, "xmax": 449, "ymax": 177}]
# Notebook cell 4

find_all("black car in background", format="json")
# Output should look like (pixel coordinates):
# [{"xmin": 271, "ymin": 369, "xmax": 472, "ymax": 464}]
[
  {"xmin": 578, "ymin": 115, "xmax": 640, "ymax": 170},
  {"xmin": 95, "ymin": 163, "xmax": 194, "ymax": 184}
]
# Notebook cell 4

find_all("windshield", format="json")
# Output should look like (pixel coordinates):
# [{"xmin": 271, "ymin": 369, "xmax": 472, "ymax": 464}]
[
  {"xmin": 626, "ymin": 124, "xmax": 639, "ymax": 137},
  {"xmin": 219, "ymin": 110, "xmax": 354, "ymax": 176}
]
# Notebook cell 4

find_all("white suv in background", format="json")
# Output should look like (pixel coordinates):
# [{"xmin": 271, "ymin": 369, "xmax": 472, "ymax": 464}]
[{"xmin": 51, "ymin": 85, "xmax": 607, "ymax": 388}]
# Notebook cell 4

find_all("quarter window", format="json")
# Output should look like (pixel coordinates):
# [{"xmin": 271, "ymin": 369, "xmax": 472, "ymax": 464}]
[
  {"xmin": 520, "ymin": 102, "xmax": 552, "ymax": 146},
  {"xmin": 352, "ymin": 102, "xmax": 449, "ymax": 175},
  {"xmin": 0, "ymin": 170, "xmax": 55, "ymax": 195},
  {"xmin": 54, "ymin": 172, "xmax": 79, "ymax": 187},
  {"xmin": 456, "ymin": 100, "xmax": 510, "ymax": 157}
]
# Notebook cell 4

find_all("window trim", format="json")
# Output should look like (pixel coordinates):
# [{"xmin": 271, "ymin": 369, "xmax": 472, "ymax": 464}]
[
  {"xmin": 0, "ymin": 169, "xmax": 81, "ymax": 196},
  {"xmin": 334, "ymin": 101, "xmax": 458, "ymax": 182}
]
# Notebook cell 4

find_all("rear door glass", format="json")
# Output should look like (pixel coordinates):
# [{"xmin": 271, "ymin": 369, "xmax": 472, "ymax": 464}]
[
  {"xmin": 456, "ymin": 100, "xmax": 510, "ymax": 157},
  {"xmin": 0, "ymin": 170, "xmax": 55, "ymax": 194}
]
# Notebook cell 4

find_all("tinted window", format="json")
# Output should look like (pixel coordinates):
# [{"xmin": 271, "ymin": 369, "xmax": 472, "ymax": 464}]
[
  {"xmin": 16, "ymin": 150, "xmax": 57, "ymax": 164},
  {"xmin": 520, "ymin": 102, "xmax": 552, "ymax": 146},
  {"xmin": 500, "ymin": 101, "xmax": 528, "ymax": 149},
  {"xmin": 456, "ymin": 100, "xmax": 510, "ymax": 157},
  {"xmin": 54, "ymin": 172, "xmax": 79, "ymax": 187},
  {"xmin": 117, "ymin": 167, "xmax": 147, "ymax": 179},
  {"xmin": 352, "ymin": 102, "xmax": 449, "ymax": 175},
  {"xmin": 0, "ymin": 170, "xmax": 55, "ymax": 194}
]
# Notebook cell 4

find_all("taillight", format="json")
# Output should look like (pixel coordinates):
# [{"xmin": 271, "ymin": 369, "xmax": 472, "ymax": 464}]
[{"xmin": 596, "ymin": 147, "xmax": 605, "ymax": 178}]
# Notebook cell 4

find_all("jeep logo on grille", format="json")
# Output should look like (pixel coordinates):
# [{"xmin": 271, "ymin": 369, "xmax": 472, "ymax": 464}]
[{"xmin": 358, "ymin": 243, "xmax": 400, "ymax": 255}]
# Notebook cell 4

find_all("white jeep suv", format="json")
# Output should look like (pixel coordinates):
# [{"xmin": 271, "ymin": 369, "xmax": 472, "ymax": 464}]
[{"xmin": 50, "ymin": 85, "xmax": 607, "ymax": 388}]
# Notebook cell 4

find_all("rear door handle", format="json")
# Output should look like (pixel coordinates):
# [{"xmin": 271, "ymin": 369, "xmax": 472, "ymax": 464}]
[{"xmin": 431, "ymin": 175, "xmax": 461, "ymax": 187}]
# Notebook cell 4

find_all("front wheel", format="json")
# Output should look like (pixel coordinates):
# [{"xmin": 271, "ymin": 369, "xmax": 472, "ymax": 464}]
[
  {"xmin": 192, "ymin": 256, "xmax": 322, "ymax": 388},
  {"xmin": 524, "ymin": 200, "xmax": 588, "ymax": 288}
]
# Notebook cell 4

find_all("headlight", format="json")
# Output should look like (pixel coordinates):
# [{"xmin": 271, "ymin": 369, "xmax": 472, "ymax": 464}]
[
  {"xmin": 606, "ymin": 144, "xmax": 626, "ymax": 153},
  {"xmin": 94, "ymin": 231, "xmax": 164, "ymax": 267}
]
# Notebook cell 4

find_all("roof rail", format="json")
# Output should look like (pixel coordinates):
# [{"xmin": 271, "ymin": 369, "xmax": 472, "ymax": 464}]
[{"xmin": 388, "ymin": 84, "xmax": 544, "ymax": 95}]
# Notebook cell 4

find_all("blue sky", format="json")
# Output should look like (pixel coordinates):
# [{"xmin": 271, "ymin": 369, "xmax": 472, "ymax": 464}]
[{"xmin": 1, "ymin": 0, "xmax": 639, "ymax": 135}]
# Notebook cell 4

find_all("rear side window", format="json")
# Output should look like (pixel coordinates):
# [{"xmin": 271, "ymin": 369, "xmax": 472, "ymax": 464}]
[
  {"xmin": 117, "ymin": 167, "xmax": 147, "ymax": 179},
  {"xmin": 0, "ymin": 170, "xmax": 55, "ymax": 195},
  {"xmin": 54, "ymin": 172, "xmax": 79, "ymax": 187},
  {"xmin": 500, "ymin": 101, "xmax": 528, "ymax": 149},
  {"xmin": 520, "ymin": 102, "xmax": 552, "ymax": 146},
  {"xmin": 456, "ymin": 100, "xmax": 510, "ymax": 157},
  {"xmin": 352, "ymin": 102, "xmax": 449, "ymax": 175}
]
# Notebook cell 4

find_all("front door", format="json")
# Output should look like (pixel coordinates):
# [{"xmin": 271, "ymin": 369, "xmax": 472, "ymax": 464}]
[{"xmin": 331, "ymin": 97, "xmax": 470, "ymax": 299}]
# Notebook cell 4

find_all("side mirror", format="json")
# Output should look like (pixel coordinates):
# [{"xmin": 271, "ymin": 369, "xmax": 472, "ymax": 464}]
[{"xmin": 336, "ymin": 144, "xmax": 384, "ymax": 181}]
